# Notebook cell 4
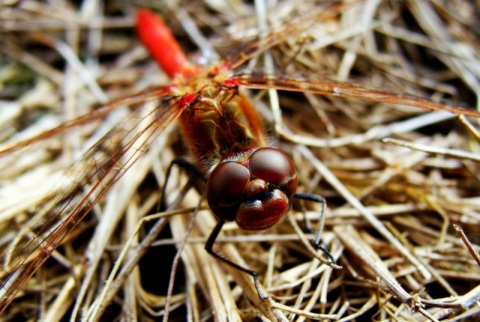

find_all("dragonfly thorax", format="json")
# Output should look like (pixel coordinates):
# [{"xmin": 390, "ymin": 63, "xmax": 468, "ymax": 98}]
[{"xmin": 178, "ymin": 84, "xmax": 267, "ymax": 175}]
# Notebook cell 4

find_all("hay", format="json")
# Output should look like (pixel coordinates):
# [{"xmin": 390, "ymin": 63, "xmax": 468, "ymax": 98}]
[{"xmin": 1, "ymin": 0, "xmax": 479, "ymax": 321}]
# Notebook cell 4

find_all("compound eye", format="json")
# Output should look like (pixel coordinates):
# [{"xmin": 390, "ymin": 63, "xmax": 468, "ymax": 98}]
[
  {"xmin": 249, "ymin": 148, "xmax": 298, "ymax": 198},
  {"xmin": 206, "ymin": 162, "xmax": 250, "ymax": 211}
]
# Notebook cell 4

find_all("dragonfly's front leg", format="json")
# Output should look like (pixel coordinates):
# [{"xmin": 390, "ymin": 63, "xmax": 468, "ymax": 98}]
[{"xmin": 204, "ymin": 219, "xmax": 270, "ymax": 301}]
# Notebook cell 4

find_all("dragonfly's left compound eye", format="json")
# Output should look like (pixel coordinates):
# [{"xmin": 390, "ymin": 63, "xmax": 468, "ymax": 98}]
[
  {"xmin": 207, "ymin": 161, "xmax": 250, "ymax": 222},
  {"xmin": 249, "ymin": 147, "xmax": 298, "ymax": 198}
]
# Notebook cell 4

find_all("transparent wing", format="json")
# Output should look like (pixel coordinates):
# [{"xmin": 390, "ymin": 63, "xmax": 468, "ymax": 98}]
[
  {"xmin": 0, "ymin": 87, "xmax": 172, "ymax": 156},
  {"xmin": 0, "ymin": 90, "xmax": 185, "ymax": 312},
  {"xmin": 223, "ymin": 3, "xmax": 345, "ymax": 70},
  {"xmin": 233, "ymin": 75, "xmax": 480, "ymax": 117}
]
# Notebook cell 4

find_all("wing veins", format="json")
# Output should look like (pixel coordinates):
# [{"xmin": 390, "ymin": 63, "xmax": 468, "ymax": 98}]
[
  {"xmin": 0, "ymin": 97, "xmax": 185, "ymax": 312},
  {"xmin": 234, "ymin": 76, "xmax": 480, "ymax": 117},
  {"xmin": 0, "ymin": 87, "xmax": 171, "ymax": 156}
]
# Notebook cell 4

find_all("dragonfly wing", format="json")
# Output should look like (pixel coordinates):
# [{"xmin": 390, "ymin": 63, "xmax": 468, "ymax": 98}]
[
  {"xmin": 233, "ymin": 75, "xmax": 480, "ymax": 117},
  {"xmin": 224, "ymin": 4, "xmax": 346, "ymax": 70},
  {"xmin": 0, "ymin": 94, "xmax": 185, "ymax": 313},
  {"xmin": 0, "ymin": 87, "xmax": 172, "ymax": 156}
]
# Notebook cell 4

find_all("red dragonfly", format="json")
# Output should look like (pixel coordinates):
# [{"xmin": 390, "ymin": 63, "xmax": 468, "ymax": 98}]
[
  {"xmin": 136, "ymin": 8, "xmax": 338, "ymax": 300},
  {"xmin": 1, "ymin": 2, "xmax": 479, "ymax": 320}
]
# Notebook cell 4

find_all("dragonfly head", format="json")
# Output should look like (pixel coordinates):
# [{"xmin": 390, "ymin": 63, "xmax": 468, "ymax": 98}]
[{"xmin": 206, "ymin": 147, "xmax": 298, "ymax": 231}]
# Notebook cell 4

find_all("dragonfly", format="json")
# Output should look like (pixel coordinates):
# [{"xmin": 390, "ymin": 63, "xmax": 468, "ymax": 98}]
[
  {"xmin": 136, "ymin": 7, "xmax": 340, "ymax": 300},
  {"xmin": 1, "ymin": 1, "xmax": 480, "ymax": 320}
]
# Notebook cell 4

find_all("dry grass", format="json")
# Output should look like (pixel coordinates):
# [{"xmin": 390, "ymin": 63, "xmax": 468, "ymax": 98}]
[{"xmin": 1, "ymin": 0, "xmax": 480, "ymax": 321}]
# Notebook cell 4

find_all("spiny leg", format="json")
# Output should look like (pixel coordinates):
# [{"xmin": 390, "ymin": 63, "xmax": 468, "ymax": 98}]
[
  {"xmin": 160, "ymin": 159, "xmax": 205, "ymax": 211},
  {"xmin": 294, "ymin": 192, "xmax": 335, "ymax": 264},
  {"xmin": 205, "ymin": 220, "xmax": 269, "ymax": 301}
]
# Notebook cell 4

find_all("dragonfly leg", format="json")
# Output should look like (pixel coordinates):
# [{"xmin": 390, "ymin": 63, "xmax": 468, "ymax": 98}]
[
  {"xmin": 205, "ymin": 220, "xmax": 269, "ymax": 301},
  {"xmin": 160, "ymin": 159, "xmax": 205, "ymax": 211},
  {"xmin": 294, "ymin": 193, "xmax": 336, "ymax": 264}
]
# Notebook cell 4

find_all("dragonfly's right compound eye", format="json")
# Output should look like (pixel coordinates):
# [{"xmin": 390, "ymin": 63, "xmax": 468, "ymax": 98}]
[
  {"xmin": 249, "ymin": 148, "xmax": 298, "ymax": 199},
  {"xmin": 207, "ymin": 161, "xmax": 250, "ymax": 222}
]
